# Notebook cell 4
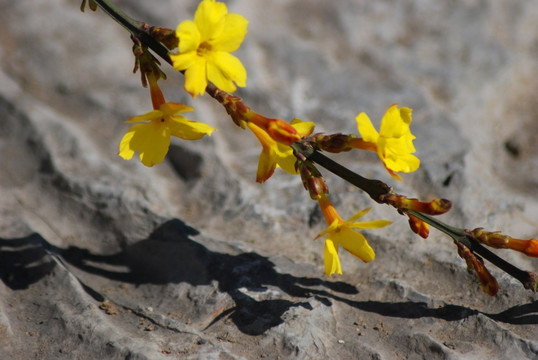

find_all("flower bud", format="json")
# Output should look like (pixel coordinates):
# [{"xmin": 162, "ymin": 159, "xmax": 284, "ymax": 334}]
[
  {"xmin": 407, "ymin": 214, "xmax": 429, "ymax": 239},
  {"xmin": 298, "ymin": 162, "xmax": 328, "ymax": 199},
  {"xmin": 381, "ymin": 193, "xmax": 451, "ymax": 215},
  {"xmin": 457, "ymin": 242, "xmax": 499, "ymax": 296},
  {"xmin": 469, "ymin": 228, "xmax": 538, "ymax": 257},
  {"xmin": 313, "ymin": 133, "xmax": 354, "ymax": 153}
]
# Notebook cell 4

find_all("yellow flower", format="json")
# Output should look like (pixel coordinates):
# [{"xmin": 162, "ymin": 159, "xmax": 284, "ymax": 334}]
[
  {"xmin": 247, "ymin": 118, "xmax": 314, "ymax": 183},
  {"xmin": 356, "ymin": 104, "xmax": 420, "ymax": 180},
  {"xmin": 119, "ymin": 103, "xmax": 215, "ymax": 167},
  {"xmin": 316, "ymin": 194, "xmax": 391, "ymax": 277},
  {"xmin": 170, "ymin": 0, "xmax": 248, "ymax": 97}
]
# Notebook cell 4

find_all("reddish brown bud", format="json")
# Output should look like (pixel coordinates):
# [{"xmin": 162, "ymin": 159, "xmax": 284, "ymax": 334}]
[
  {"xmin": 298, "ymin": 162, "xmax": 328, "ymax": 200},
  {"xmin": 456, "ymin": 242, "xmax": 499, "ymax": 296},
  {"xmin": 348, "ymin": 137, "xmax": 378, "ymax": 152},
  {"xmin": 313, "ymin": 133, "xmax": 354, "ymax": 153},
  {"xmin": 81, "ymin": 0, "xmax": 97, "ymax": 12},
  {"xmin": 214, "ymin": 90, "xmax": 250, "ymax": 128},
  {"xmin": 407, "ymin": 214, "xmax": 429, "ymax": 239},
  {"xmin": 148, "ymin": 26, "xmax": 179, "ymax": 50},
  {"xmin": 381, "ymin": 193, "xmax": 452, "ymax": 215},
  {"xmin": 131, "ymin": 37, "xmax": 166, "ymax": 88}
]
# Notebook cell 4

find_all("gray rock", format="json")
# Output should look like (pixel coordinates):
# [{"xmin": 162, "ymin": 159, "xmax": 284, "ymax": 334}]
[{"xmin": 0, "ymin": 0, "xmax": 537, "ymax": 359}]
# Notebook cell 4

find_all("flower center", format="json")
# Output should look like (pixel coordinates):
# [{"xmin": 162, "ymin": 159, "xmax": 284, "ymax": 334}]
[{"xmin": 197, "ymin": 42, "xmax": 212, "ymax": 56}]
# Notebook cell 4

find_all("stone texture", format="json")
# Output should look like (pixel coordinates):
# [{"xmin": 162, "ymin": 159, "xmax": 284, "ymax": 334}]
[{"xmin": 0, "ymin": 0, "xmax": 537, "ymax": 359}]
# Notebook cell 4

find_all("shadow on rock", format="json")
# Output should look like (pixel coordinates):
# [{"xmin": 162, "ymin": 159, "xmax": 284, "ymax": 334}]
[
  {"xmin": 0, "ymin": 233, "xmax": 56, "ymax": 290},
  {"xmin": 1, "ymin": 219, "xmax": 537, "ymax": 335}
]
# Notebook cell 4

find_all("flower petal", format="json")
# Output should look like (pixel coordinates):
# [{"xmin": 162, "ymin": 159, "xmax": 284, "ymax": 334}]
[
  {"xmin": 184, "ymin": 57, "xmax": 208, "ymax": 97},
  {"xmin": 274, "ymin": 144, "xmax": 298, "ymax": 175},
  {"xmin": 383, "ymin": 152, "xmax": 420, "ymax": 173},
  {"xmin": 210, "ymin": 13, "xmax": 248, "ymax": 52},
  {"xmin": 380, "ymin": 104, "xmax": 411, "ymax": 138},
  {"xmin": 256, "ymin": 146, "xmax": 277, "ymax": 183},
  {"xmin": 350, "ymin": 220, "xmax": 392, "ymax": 229},
  {"xmin": 126, "ymin": 110, "xmax": 162, "ymax": 123},
  {"xmin": 194, "ymin": 0, "xmax": 227, "ymax": 41},
  {"xmin": 334, "ymin": 228, "xmax": 375, "ymax": 262},
  {"xmin": 176, "ymin": 20, "xmax": 201, "ymax": 53},
  {"xmin": 345, "ymin": 207, "xmax": 371, "ymax": 223},
  {"xmin": 291, "ymin": 118, "xmax": 315, "ymax": 137},
  {"xmin": 248, "ymin": 123, "xmax": 277, "ymax": 182},
  {"xmin": 170, "ymin": 51, "xmax": 198, "ymax": 72},
  {"xmin": 206, "ymin": 51, "xmax": 247, "ymax": 92},
  {"xmin": 118, "ymin": 126, "xmax": 137, "ymax": 160},
  {"xmin": 324, "ymin": 238, "xmax": 342, "ymax": 276},
  {"xmin": 168, "ymin": 116, "xmax": 215, "ymax": 140},
  {"xmin": 121, "ymin": 123, "xmax": 170, "ymax": 167},
  {"xmin": 356, "ymin": 112, "xmax": 379, "ymax": 143},
  {"xmin": 160, "ymin": 103, "xmax": 194, "ymax": 115}
]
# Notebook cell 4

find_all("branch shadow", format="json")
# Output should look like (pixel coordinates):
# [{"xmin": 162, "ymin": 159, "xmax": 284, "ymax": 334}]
[{"xmin": 1, "ymin": 218, "xmax": 536, "ymax": 335}]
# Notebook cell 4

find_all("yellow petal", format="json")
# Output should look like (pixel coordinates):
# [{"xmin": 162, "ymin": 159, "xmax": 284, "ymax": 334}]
[
  {"xmin": 399, "ymin": 107, "xmax": 412, "ymax": 124},
  {"xmin": 291, "ymin": 118, "xmax": 315, "ymax": 137},
  {"xmin": 356, "ymin": 112, "xmax": 379, "ymax": 143},
  {"xmin": 350, "ymin": 220, "xmax": 392, "ymax": 229},
  {"xmin": 256, "ymin": 146, "xmax": 277, "ymax": 183},
  {"xmin": 184, "ymin": 58, "xmax": 208, "ymax": 97},
  {"xmin": 194, "ymin": 0, "xmax": 227, "ymax": 41},
  {"xmin": 170, "ymin": 51, "xmax": 198, "ymax": 72},
  {"xmin": 126, "ymin": 110, "xmax": 162, "ymax": 123},
  {"xmin": 383, "ymin": 153, "xmax": 420, "ymax": 173},
  {"xmin": 324, "ymin": 238, "xmax": 342, "ymax": 277},
  {"xmin": 248, "ymin": 122, "xmax": 275, "ymax": 148},
  {"xmin": 168, "ymin": 117, "xmax": 215, "ymax": 140},
  {"xmin": 118, "ymin": 127, "xmax": 137, "ymax": 160},
  {"xmin": 345, "ymin": 207, "xmax": 371, "ymax": 223},
  {"xmin": 334, "ymin": 228, "xmax": 375, "ymax": 263},
  {"xmin": 210, "ymin": 13, "xmax": 248, "ymax": 52},
  {"xmin": 380, "ymin": 104, "xmax": 411, "ymax": 138},
  {"xmin": 176, "ymin": 20, "xmax": 201, "ymax": 53},
  {"xmin": 274, "ymin": 144, "xmax": 298, "ymax": 175},
  {"xmin": 206, "ymin": 51, "xmax": 247, "ymax": 92},
  {"xmin": 247, "ymin": 123, "xmax": 278, "ymax": 182},
  {"xmin": 122, "ymin": 123, "xmax": 170, "ymax": 167},
  {"xmin": 315, "ymin": 219, "xmax": 341, "ymax": 240},
  {"xmin": 160, "ymin": 103, "xmax": 194, "ymax": 115}
]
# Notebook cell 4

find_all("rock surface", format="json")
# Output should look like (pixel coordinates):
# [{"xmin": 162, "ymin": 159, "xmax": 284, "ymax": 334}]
[{"xmin": 0, "ymin": 0, "xmax": 537, "ymax": 359}]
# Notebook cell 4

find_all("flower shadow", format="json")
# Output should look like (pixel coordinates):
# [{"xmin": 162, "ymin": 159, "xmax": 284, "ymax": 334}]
[{"xmin": 1, "ymin": 218, "xmax": 537, "ymax": 336}]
